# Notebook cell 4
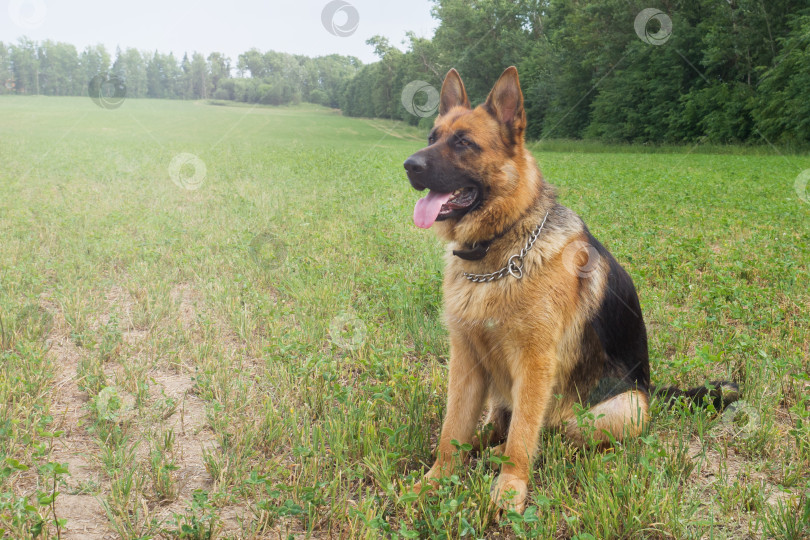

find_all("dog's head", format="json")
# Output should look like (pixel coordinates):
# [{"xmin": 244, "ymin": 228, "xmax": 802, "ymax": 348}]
[{"xmin": 404, "ymin": 66, "xmax": 541, "ymax": 243}]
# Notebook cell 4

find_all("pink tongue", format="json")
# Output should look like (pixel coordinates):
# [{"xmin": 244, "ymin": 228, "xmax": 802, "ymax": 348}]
[{"xmin": 414, "ymin": 191, "xmax": 454, "ymax": 229}]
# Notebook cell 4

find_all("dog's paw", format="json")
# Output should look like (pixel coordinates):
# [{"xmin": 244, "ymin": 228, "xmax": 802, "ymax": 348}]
[
  {"xmin": 411, "ymin": 477, "xmax": 437, "ymax": 495},
  {"xmin": 412, "ymin": 468, "xmax": 443, "ymax": 495},
  {"xmin": 412, "ymin": 460, "xmax": 457, "ymax": 495},
  {"xmin": 490, "ymin": 473, "xmax": 527, "ymax": 515}
]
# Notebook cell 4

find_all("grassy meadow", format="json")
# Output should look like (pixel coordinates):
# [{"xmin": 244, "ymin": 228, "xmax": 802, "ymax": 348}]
[{"xmin": 0, "ymin": 96, "xmax": 808, "ymax": 539}]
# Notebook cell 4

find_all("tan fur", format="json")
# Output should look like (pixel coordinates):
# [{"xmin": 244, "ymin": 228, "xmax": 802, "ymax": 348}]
[
  {"xmin": 410, "ymin": 67, "xmax": 650, "ymax": 514},
  {"xmin": 562, "ymin": 390, "xmax": 649, "ymax": 445}
]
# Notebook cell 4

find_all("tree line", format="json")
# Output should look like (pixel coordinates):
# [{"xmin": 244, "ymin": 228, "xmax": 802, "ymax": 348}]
[
  {"xmin": 0, "ymin": 38, "xmax": 360, "ymax": 108},
  {"xmin": 346, "ymin": 0, "xmax": 810, "ymax": 145},
  {"xmin": 2, "ymin": 0, "xmax": 808, "ymax": 144}
]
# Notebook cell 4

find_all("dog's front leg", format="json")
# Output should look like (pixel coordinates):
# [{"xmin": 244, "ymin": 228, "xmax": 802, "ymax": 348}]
[
  {"xmin": 415, "ymin": 333, "xmax": 485, "ymax": 492},
  {"xmin": 490, "ymin": 349, "xmax": 554, "ymax": 513}
]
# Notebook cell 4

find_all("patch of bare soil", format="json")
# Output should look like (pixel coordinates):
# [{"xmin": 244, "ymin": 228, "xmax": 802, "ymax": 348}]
[
  {"xmin": 163, "ymin": 284, "xmax": 257, "ymax": 534},
  {"xmin": 687, "ymin": 434, "xmax": 789, "ymax": 538},
  {"xmin": 30, "ymin": 283, "xmax": 267, "ymax": 537},
  {"xmin": 40, "ymin": 295, "xmax": 112, "ymax": 539},
  {"xmin": 170, "ymin": 283, "xmax": 203, "ymax": 332},
  {"xmin": 148, "ymin": 370, "xmax": 217, "ymax": 520}
]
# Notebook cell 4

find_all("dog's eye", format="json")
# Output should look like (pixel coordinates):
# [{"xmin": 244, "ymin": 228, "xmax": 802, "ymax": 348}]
[
  {"xmin": 428, "ymin": 135, "xmax": 437, "ymax": 145},
  {"xmin": 457, "ymin": 136, "xmax": 473, "ymax": 147}
]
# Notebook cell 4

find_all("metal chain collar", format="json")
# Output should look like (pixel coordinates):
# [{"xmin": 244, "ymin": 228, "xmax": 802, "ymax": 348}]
[{"xmin": 463, "ymin": 212, "xmax": 550, "ymax": 283}]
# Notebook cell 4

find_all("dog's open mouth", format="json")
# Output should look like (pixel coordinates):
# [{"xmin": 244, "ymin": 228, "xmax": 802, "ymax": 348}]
[{"xmin": 414, "ymin": 187, "xmax": 480, "ymax": 229}]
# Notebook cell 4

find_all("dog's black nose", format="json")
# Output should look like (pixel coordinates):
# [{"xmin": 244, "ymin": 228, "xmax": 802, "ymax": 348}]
[{"xmin": 404, "ymin": 154, "xmax": 426, "ymax": 174}]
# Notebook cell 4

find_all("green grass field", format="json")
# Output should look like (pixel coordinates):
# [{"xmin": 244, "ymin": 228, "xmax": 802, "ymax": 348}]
[{"xmin": 1, "ymin": 96, "xmax": 808, "ymax": 539}]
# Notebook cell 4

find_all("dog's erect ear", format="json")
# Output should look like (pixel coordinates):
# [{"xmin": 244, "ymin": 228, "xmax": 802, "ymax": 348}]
[
  {"xmin": 484, "ymin": 66, "xmax": 525, "ymax": 135},
  {"xmin": 439, "ymin": 69, "xmax": 470, "ymax": 116}
]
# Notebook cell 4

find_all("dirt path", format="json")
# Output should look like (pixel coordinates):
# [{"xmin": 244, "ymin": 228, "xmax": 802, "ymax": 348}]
[
  {"xmin": 44, "ymin": 298, "xmax": 111, "ymax": 539},
  {"xmin": 35, "ymin": 285, "xmax": 224, "ymax": 538}
]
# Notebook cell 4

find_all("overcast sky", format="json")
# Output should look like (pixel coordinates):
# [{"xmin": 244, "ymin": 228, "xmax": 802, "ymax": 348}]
[{"xmin": 2, "ymin": 0, "xmax": 439, "ymax": 64}]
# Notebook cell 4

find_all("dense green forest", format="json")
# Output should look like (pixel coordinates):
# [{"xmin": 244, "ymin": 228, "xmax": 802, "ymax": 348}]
[
  {"xmin": 342, "ymin": 0, "xmax": 810, "ymax": 145},
  {"xmin": 0, "ymin": 38, "xmax": 360, "ymax": 108},
  {"xmin": 2, "ymin": 0, "xmax": 809, "ymax": 144}
]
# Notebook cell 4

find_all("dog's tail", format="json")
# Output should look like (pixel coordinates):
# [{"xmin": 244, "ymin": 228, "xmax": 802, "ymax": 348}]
[{"xmin": 651, "ymin": 380, "xmax": 740, "ymax": 410}]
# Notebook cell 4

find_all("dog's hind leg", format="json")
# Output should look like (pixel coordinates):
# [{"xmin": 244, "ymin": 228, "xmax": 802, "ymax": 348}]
[{"xmin": 562, "ymin": 389, "xmax": 649, "ymax": 446}]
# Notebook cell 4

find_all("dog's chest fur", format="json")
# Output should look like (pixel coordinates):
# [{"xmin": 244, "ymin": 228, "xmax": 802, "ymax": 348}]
[
  {"xmin": 439, "ymin": 207, "xmax": 603, "ymax": 404},
  {"xmin": 442, "ymin": 251, "xmax": 560, "ymax": 383},
  {"xmin": 441, "ymin": 206, "xmax": 585, "ymax": 336}
]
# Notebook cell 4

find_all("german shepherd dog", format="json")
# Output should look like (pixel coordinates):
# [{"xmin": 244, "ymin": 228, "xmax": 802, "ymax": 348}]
[{"xmin": 404, "ymin": 67, "xmax": 738, "ymax": 513}]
